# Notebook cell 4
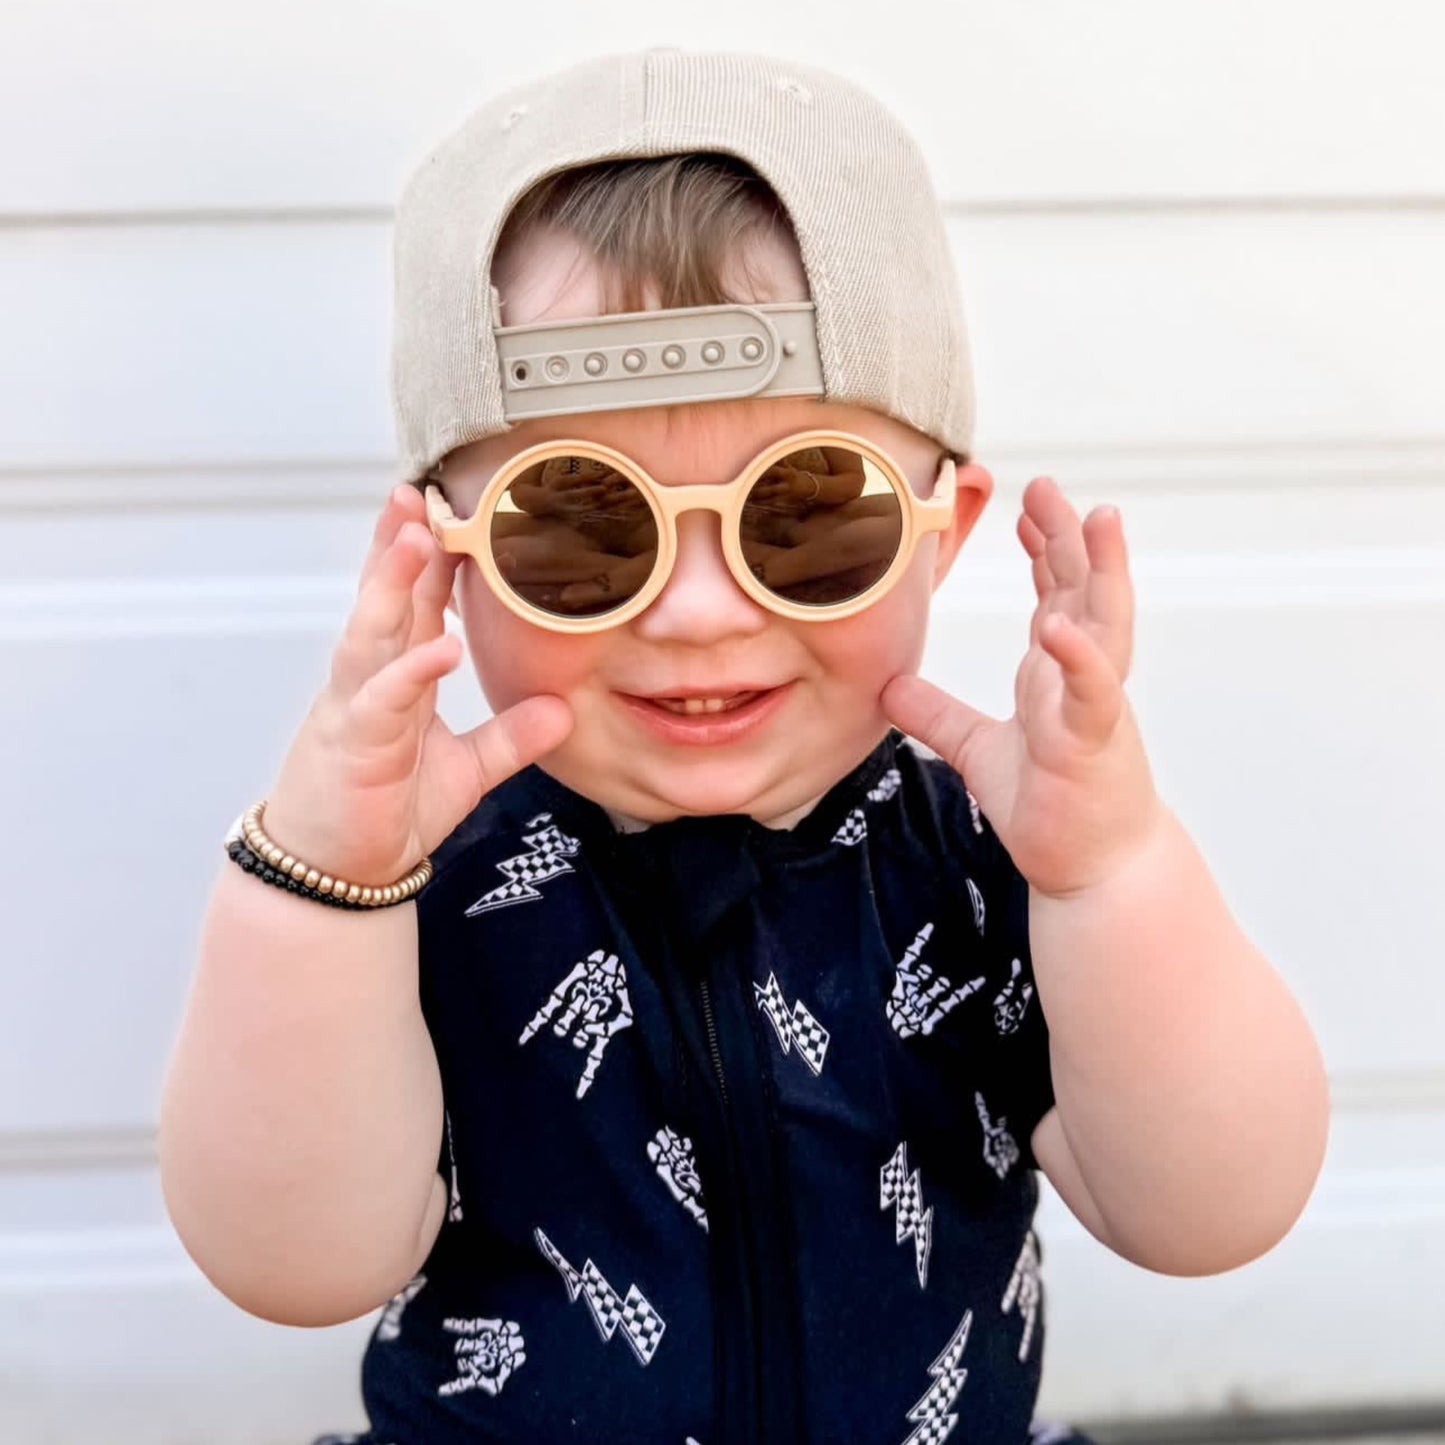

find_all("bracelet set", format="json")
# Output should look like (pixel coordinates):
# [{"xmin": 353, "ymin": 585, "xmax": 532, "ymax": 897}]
[{"xmin": 224, "ymin": 801, "xmax": 432, "ymax": 910}]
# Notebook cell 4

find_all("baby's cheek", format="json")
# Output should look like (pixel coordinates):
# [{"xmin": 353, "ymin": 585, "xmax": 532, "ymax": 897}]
[
  {"xmin": 814, "ymin": 564, "xmax": 934, "ymax": 690},
  {"xmin": 457, "ymin": 572, "xmax": 602, "ymax": 710}
]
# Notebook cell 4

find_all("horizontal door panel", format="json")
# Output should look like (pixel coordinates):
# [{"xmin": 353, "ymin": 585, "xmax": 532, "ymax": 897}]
[
  {"xmin": 2, "ymin": 1, "xmax": 1443, "ymax": 213},
  {"xmin": 3, "ymin": 210, "xmax": 1443, "ymax": 469}
]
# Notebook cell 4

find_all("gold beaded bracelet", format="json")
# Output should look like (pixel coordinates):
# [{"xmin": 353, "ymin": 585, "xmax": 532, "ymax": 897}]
[{"xmin": 226, "ymin": 800, "xmax": 433, "ymax": 909}]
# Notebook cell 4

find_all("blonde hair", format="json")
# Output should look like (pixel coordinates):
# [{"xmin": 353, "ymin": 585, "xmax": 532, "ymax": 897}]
[{"xmin": 494, "ymin": 153, "xmax": 798, "ymax": 313}]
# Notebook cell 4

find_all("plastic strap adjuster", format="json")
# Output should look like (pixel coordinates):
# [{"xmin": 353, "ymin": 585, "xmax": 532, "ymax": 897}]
[{"xmin": 495, "ymin": 302, "xmax": 825, "ymax": 420}]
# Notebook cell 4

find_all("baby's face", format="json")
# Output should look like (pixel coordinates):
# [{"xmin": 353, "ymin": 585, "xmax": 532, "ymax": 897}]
[{"xmin": 442, "ymin": 229, "xmax": 991, "ymax": 823}]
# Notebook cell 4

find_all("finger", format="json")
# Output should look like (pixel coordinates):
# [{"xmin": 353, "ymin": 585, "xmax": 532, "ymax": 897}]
[
  {"xmin": 410, "ymin": 540, "xmax": 464, "ymax": 647},
  {"xmin": 357, "ymin": 485, "xmax": 426, "ymax": 596},
  {"xmin": 1081, "ymin": 505, "xmax": 1134, "ymax": 679},
  {"xmin": 331, "ymin": 522, "xmax": 432, "ymax": 699},
  {"xmin": 880, "ymin": 674, "xmax": 1001, "ymax": 775},
  {"xmin": 1024, "ymin": 476, "xmax": 1090, "ymax": 593},
  {"xmin": 1037, "ymin": 612, "xmax": 1122, "ymax": 748},
  {"xmin": 348, "ymin": 631, "xmax": 466, "ymax": 749},
  {"xmin": 1017, "ymin": 510, "xmax": 1056, "ymax": 646},
  {"xmin": 1017, "ymin": 508, "xmax": 1047, "ymax": 564},
  {"xmin": 455, "ymin": 694, "xmax": 575, "ymax": 798}
]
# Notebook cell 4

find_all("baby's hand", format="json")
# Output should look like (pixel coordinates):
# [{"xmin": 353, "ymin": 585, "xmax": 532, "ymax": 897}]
[
  {"xmin": 263, "ymin": 485, "xmax": 573, "ymax": 887},
  {"xmin": 882, "ymin": 477, "xmax": 1163, "ymax": 897}
]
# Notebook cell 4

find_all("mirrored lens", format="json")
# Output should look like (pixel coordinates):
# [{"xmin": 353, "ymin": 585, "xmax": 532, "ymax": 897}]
[
  {"xmin": 487, "ymin": 454, "xmax": 659, "ymax": 618},
  {"xmin": 739, "ymin": 445, "xmax": 904, "ymax": 606}
]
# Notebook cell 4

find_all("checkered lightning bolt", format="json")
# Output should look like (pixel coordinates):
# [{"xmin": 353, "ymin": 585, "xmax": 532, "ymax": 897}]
[
  {"xmin": 464, "ymin": 814, "xmax": 581, "ymax": 916},
  {"xmin": 534, "ymin": 1228, "xmax": 666, "ymax": 1366},
  {"xmin": 753, "ymin": 973, "xmax": 830, "ymax": 1075},
  {"xmin": 830, "ymin": 766, "xmax": 904, "ymax": 846},
  {"xmin": 881, "ymin": 1142, "xmax": 934, "ymax": 1288},
  {"xmin": 1002, "ymin": 1231, "xmax": 1042, "ymax": 1362},
  {"xmin": 903, "ymin": 1309, "xmax": 972, "ymax": 1445}
]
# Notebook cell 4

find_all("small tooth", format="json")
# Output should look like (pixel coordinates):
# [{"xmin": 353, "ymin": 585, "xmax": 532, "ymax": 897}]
[
  {"xmin": 683, "ymin": 698, "xmax": 705, "ymax": 715},
  {"xmin": 703, "ymin": 698, "xmax": 725, "ymax": 714}
]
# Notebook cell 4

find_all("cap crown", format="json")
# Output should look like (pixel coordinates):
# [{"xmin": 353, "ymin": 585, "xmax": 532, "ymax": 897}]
[{"xmin": 392, "ymin": 48, "xmax": 973, "ymax": 478}]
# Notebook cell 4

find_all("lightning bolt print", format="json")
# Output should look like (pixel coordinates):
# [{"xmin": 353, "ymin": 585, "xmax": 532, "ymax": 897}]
[
  {"xmin": 753, "ymin": 973, "xmax": 830, "ymax": 1075},
  {"xmin": 902, "ymin": 1308, "xmax": 972, "ymax": 1445},
  {"xmin": 534, "ymin": 1228, "xmax": 666, "ymax": 1366},
  {"xmin": 464, "ymin": 814, "xmax": 581, "ymax": 916},
  {"xmin": 880, "ymin": 1142, "xmax": 934, "ymax": 1288},
  {"xmin": 832, "ymin": 767, "xmax": 905, "ymax": 845}
]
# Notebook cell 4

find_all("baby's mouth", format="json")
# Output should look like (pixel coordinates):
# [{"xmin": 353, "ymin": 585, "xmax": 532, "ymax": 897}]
[{"xmin": 649, "ymin": 692, "xmax": 762, "ymax": 716}]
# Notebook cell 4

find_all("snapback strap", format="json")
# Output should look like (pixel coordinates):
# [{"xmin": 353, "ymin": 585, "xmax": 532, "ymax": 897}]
[{"xmin": 495, "ymin": 302, "xmax": 825, "ymax": 421}]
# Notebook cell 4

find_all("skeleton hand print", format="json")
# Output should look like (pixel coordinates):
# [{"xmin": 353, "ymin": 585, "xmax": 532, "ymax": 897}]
[
  {"xmin": 438, "ymin": 1317, "xmax": 527, "ymax": 1397},
  {"xmin": 993, "ymin": 958, "xmax": 1034, "ymax": 1035},
  {"xmin": 1002, "ymin": 1232, "xmax": 1042, "ymax": 1362},
  {"xmin": 519, "ymin": 950, "xmax": 633, "ymax": 1099},
  {"xmin": 975, "ymin": 1091, "xmax": 1020, "ymax": 1179},
  {"xmin": 648, "ymin": 1126, "xmax": 708, "ymax": 1230},
  {"xmin": 887, "ymin": 923, "xmax": 984, "ymax": 1040}
]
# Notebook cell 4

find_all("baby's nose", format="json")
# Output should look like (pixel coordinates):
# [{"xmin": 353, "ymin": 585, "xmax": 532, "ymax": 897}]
[{"xmin": 632, "ymin": 511, "xmax": 769, "ymax": 644}]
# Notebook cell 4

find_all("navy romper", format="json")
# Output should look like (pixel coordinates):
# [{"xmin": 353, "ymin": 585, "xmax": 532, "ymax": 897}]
[{"xmin": 318, "ymin": 732, "xmax": 1098, "ymax": 1445}]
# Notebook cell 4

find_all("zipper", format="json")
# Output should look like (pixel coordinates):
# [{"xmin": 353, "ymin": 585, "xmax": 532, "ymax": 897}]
[
  {"xmin": 697, "ymin": 976, "xmax": 730, "ymax": 1106},
  {"xmin": 697, "ymin": 970, "xmax": 761, "ymax": 1444}
]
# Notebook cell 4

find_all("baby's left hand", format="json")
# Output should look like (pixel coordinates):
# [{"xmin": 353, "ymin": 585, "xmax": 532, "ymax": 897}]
[{"xmin": 882, "ymin": 476, "xmax": 1164, "ymax": 897}]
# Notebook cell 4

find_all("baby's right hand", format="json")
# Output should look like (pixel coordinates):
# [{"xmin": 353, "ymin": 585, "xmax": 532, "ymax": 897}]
[{"xmin": 262, "ymin": 484, "xmax": 573, "ymax": 887}]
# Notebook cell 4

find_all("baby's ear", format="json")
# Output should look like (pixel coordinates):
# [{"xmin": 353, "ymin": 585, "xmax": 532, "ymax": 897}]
[{"xmin": 933, "ymin": 461, "xmax": 994, "ymax": 587}]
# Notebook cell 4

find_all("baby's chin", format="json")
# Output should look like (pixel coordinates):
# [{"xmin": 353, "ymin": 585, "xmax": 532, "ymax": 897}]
[
  {"xmin": 549, "ymin": 730, "xmax": 894, "ymax": 830},
  {"xmin": 536, "ymin": 754, "xmax": 821, "ymax": 829}
]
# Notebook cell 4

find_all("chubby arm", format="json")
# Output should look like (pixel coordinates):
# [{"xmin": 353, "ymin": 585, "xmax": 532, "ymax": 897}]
[
  {"xmin": 1025, "ymin": 808, "xmax": 1328, "ymax": 1274},
  {"xmin": 161, "ymin": 875, "xmax": 449, "ymax": 1326},
  {"xmin": 886, "ymin": 476, "xmax": 1327, "ymax": 1276},
  {"xmin": 160, "ymin": 485, "xmax": 570, "ymax": 1326}
]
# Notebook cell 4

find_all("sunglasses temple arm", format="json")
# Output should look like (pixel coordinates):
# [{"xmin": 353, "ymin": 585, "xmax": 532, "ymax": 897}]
[
  {"xmin": 918, "ymin": 456, "xmax": 958, "ymax": 531},
  {"xmin": 423, "ymin": 483, "xmax": 470, "ymax": 552}
]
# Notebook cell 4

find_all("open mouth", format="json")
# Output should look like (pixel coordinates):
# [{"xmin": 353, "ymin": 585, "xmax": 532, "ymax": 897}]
[
  {"xmin": 648, "ymin": 692, "xmax": 762, "ymax": 716},
  {"xmin": 617, "ymin": 683, "xmax": 795, "ymax": 745}
]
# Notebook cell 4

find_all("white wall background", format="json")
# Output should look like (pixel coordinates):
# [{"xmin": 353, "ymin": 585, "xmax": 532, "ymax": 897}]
[{"xmin": 2, "ymin": 2, "xmax": 1443, "ymax": 1440}]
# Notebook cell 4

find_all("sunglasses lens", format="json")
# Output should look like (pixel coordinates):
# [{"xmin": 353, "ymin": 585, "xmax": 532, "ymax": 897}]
[
  {"xmin": 488, "ymin": 454, "xmax": 659, "ymax": 619},
  {"xmin": 739, "ymin": 445, "xmax": 904, "ymax": 607}
]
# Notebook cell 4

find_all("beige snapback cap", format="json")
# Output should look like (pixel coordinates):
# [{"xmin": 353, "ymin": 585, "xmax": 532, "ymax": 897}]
[{"xmin": 392, "ymin": 47, "xmax": 975, "ymax": 482}]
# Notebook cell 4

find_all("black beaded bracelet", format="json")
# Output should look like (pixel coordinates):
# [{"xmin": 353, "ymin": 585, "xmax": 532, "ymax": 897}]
[
  {"xmin": 225, "ymin": 834, "xmax": 371, "ymax": 909},
  {"xmin": 222, "ymin": 801, "xmax": 433, "ymax": 909}
]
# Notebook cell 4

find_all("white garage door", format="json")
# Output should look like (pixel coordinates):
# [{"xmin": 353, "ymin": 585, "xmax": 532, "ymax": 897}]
[{"xmin": 2, "ymin": 4, "xmax": 1443, "ymax": 1440}]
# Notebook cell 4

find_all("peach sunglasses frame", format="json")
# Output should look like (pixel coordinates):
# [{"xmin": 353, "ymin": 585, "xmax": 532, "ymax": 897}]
[{"xmin": 423, "ymin": 428, "xmax": 958, "ymax": 633}]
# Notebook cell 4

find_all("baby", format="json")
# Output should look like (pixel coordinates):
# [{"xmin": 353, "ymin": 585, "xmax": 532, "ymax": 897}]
[{"xmin": 159, "ymin": 49, "xmax": 1329, "ymax": 1445}]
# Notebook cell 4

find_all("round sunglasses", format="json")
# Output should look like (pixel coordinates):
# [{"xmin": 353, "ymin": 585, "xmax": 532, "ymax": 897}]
[{"xmin": 423, "ymin": 429, "xmax": 957, "ymax": 632}]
